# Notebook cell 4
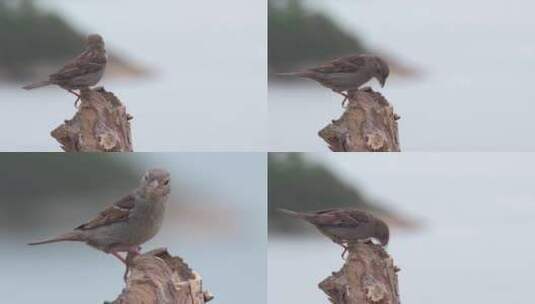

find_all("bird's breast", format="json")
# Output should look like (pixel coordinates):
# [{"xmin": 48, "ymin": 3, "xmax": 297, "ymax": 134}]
[{"xmin": 129, "ymin": 201, "xmax": 166, "ymax": 244}]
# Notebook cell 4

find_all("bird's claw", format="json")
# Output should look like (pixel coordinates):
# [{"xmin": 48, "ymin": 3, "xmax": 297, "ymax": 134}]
[
  {"xmin": 67, "ymin": 89, "xmax": 81, "ymax": 108},
  {"xmin": 341, "ymin": 97, "xmax": 348, "ymax": 108},
  {"xmin": 122, "ymin": 249, "xmax": 141, "ymax": 282},
  {"xmin": 123, "ymin": 265, "xmax": 130, "ymax": 282},
  {"xmin": 341, "ymin": 246, "xmax": 349, "ymax": 259},
  {"xmin": 334, "ymin": 91, "xmax": 349, "ymax": 108}
]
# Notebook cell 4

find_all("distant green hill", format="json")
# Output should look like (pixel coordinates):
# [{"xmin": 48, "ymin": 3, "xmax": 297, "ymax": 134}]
[
  {"xmin": 0, "ymin": 0, "xmax": 146, "ymax": 82},
  {"xmin": 0, "ymin": 0, "xmax": 85, "ymax": 80},
  {"xmin": 268, "ymin": 0, "xmax": 366, "ymax": 75},
  {"xmin": 0, "ymin": 154, "xmax": 139, "ymax": 230}
]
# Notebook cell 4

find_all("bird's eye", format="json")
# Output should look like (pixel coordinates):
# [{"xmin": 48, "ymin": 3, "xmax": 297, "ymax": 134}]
[{"xmin": 163, "ymin": 179, "xmax": 170, "ymax": 185}]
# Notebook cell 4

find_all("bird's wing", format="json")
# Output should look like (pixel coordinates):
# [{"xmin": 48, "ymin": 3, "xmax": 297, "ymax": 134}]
[
  {"xmin": 75, "ymin": 194, "xmax": 135, "ymax": 230},
  {"xmin": 346, "ymin": 209, "xmax": 372, "ymax": 224},
  {"xmin": 315, "ymin": 209, "xmax": 370, "ymax": 228},
  {"xmin": 311, "ymin": 55, "xmax": 367, "ymax": 74},
  {"xmin": 302, "ymin": 208, "xmax": 341, "ymax": 223},
  {"xmin": 50, "ymin": 50, "xmax": 106, "ymax": 81},
  {"xmin": 313, "ymin": 208, "xmax": 341, "ymax": 214}
]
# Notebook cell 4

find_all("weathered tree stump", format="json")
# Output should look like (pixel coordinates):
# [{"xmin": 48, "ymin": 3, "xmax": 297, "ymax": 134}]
[
  {"xmin": 109, "ymin": 248, "xmax": 213, "ymax": 304},
  {"xmin": 51, "ymin": 87, "xmax": 133, "ymax": 152},
  {"xmin": 318, "ymin": 88, "xmax": 400, "ymax": 152},
  {"xmin": 319, "ymin": 242, "xmax": 400, "ymax": 304}
]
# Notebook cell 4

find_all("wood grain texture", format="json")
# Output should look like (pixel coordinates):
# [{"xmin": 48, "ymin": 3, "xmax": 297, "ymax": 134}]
[
  {"xmin": 51, "ymin": 87, "xmax": 133, "ymax": 152},
  {"xmin": 110, "ymin": 248, "xmax": 213, "ymax": 304},
  {"xmin": 319, "ymin": 88, "xmax": 400, "ymax": 152},
  {"xmin": 319, "ymin": 242, "xmax": 400, "ymax": 304}
]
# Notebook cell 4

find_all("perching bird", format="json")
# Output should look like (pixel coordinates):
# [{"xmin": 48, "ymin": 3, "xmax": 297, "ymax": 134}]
[
  {"xmin": 279, "ymin": 208, "xmax": 389, "ymax": 257},
  {"xmin": 279, "ymin": 54, "xmax": 389, "ymax": 105},
  {"xmin": 29, "ymin": 169, "xmax": 170, "ymax": 278},
  {"xmin": 22, "ymin": 34, "xmax": 107, "ymax": 106}
]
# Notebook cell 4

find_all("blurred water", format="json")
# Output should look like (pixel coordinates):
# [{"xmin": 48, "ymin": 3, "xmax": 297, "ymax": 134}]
[
  {"xmin": 269, "ymin": 153, "xmax": 535, "ymax": 303},
  {"xmin": 3, "ymin": 236, "xmax": 265, "ymax": 303},
  {"xmin": 269, "ymin": 0, "xmax": 535, "ymax": 151},
  {"xmin": 0, "ymin": 0, "xmax": 266, "ymax": 151}
]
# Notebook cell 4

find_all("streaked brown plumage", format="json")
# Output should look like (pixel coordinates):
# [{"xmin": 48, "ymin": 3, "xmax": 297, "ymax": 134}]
[
  {"xmin": 22, "ymin": 34, "xmax": 107, "ymax": 106},
  {"xmin": 279, "ymin": 207, "xmax": 389, "ymax": 257},
  {"xmin": 279, "ymin": 54, "xmax": 389, "ymax": 105}
]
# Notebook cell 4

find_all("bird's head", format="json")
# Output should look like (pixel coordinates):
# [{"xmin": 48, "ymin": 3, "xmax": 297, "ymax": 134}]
[
  {"xmin": 375, "ymin": 218, "xmax": 390, "ymax": 246},
  {"xmin": 373, "ymin": 57, "xmax": 390, "ymax": 87},
  {"xmin": 139, "ymin": 168, "xmax": 171, "ymax": 200},
  {"xmin": 86, "ymin": 34, "xmax": 105, "ymax": 50}
]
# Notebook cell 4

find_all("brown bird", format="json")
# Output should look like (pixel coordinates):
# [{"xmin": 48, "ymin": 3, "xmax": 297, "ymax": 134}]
[
  {"xmin": 279, "ymin": 207, "xmax": 389, "ymax": 257},
  {"xmin": 279, "ymin": 54, "xmax": 389, "ymax": 105},
  {"xmin": 29, "ymin": 169, "xmax": 171, "ymax": 280},
  {"xmin": 22, "ymin": 34, "xmax": 107, "ymax": 106}
]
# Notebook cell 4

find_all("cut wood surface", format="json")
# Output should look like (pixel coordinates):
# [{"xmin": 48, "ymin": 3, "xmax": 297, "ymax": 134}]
[
  {"xmin": 319, "ymin": 88, "xmax": 400, "ymax": 152},
  {"xmin": 319, "ymin": 242, "xmax": 400, "ymax": 304},
  {"xmin": 51, "ymin": 87, "xmax": 133, "ymax": 152},
  {"xmin": 109, "ymin": 248, "xmax": 213, "ymax": 304}
]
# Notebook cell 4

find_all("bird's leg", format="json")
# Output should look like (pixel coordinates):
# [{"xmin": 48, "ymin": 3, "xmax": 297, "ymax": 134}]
[
  {"xmin": 333, "ymin": 90, "xmax": 349, "ymax": 107},
  {"xmin": 123, "ymin": 253, "xmax": 133, "ymax": 282},
  {"xmin": 344, "ymin": 89, "xmax": 362, "ymax": 107},
  {"xmin": 127, "ymin": 245, "xmax": 142, "ymax": 256},
  {"xmin": 333, "ymin": 89, "xmax": 348, "ymax": 98},
  {"xmin": 341, "ymin": 245, "xmax": 349, "ymax": 259},
  {"xmin": 111, "ymin": 251, "xmax": 127, "ymax": 264},
  {"xmin": 67, "ymin": 89, "xmax": 80, "ymax": 97},
  {"xmin": 110, "ymin": 246, "xmax": 142, "ymax": 282},
  {"xmin": 122, "ymin": 247, "xmax": 142, "ymax": 282},
  {"xmin": 335, "ymin": 239, "xmax": 349, "ymax": 259},
  {"xmin": 67, "ymin": 89, "xmax": 81, "ymax": 107}
]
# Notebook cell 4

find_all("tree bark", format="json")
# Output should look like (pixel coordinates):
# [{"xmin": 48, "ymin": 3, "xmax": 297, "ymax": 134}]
[
  {"xmin": 319, "ymin": 242, "xmax": 400, "ymax": 304},
  {"xmin": 51, "ymin": 87, "xmax": 133, "ymax": 152},
  {"xmin": 109, "ymin": 248, "xmax": 214, "ymax": 304},
  {"xmin": 318, "ymin": 88, "xmax": 400, "ymax": 152}
]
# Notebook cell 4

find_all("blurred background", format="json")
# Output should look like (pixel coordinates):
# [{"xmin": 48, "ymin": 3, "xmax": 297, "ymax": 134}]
[
  {"xmin": 0, "ymin": 153, "xmax": 266, "ymax": 303},
  {"xmin": 269, "ymin": 152, "xmax": 535, "ymax": 303},
  {"xmin": 268, "ymin": 0, "xmax": 535, "ymax": 151},
  {"xmin": 0, "ymin": 0, "xmax": 266, "ymax": 151}
]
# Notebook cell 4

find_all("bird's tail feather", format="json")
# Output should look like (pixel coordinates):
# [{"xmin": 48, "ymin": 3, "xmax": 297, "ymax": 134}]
[
  {"xmin": 276, "ymin": 71, "xmax": 310, "ymax": 78},
  {"xmin": 277, "ymin": 208, "xmax": 307, "ymax": 218},
  {"xmin": 28, "ymin": 231, "xmax": 83, "ymax": 246},
  {"xmin": 22, "ymin": 80, "xmax": 52, "ymax": 90}
]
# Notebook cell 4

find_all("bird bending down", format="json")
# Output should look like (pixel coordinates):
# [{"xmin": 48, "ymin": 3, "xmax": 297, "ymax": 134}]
[
  {"xmin": 29, "ymin": 169, "xmax": 171, "ymax": 281},
  {"xmin": 278, "ymin": 207, "xmax": 389, "ymax": 258},
  {"xmin": 279, "ymin": 54, "xmax": 390, "ymax": 106},
  {"xmin": 22, "ymin": 34, "xmax": 108, "ymax": 107}
]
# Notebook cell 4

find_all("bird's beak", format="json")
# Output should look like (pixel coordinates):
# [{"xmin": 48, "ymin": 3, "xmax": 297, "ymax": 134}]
[{"xmin": 380, "ymin": 77, "xmax": 386, "ymax": 87}]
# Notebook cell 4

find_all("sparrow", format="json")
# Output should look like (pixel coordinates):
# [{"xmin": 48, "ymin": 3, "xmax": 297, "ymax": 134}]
[
  {"xmin": 279, "ymin": 54, "xmax": 389, "ymax": 105},
  {"xmin": 22, "ymin": 34, "xmax": 107, "ymax": 106},
  {"xmin": 29, "ymin": 168, "xmax": 171, "ymax": 279},
  {"xmin": 278, "ymin": 207, "xmax": 389, "ymax": 258}
]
